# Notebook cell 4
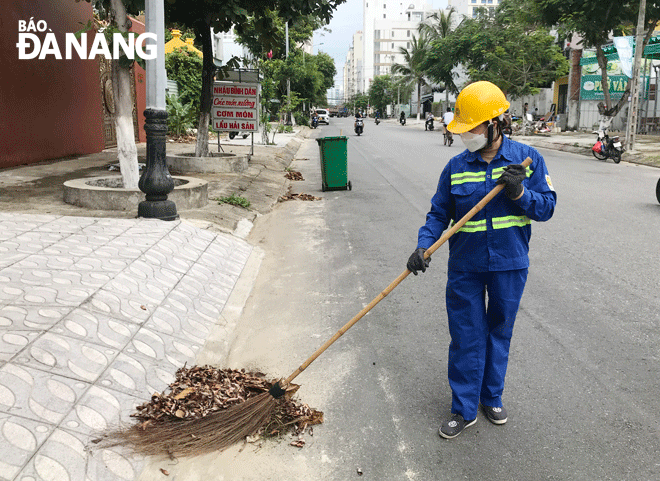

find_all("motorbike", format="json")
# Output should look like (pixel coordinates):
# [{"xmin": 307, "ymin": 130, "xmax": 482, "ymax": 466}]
[
  {"xmin": 355, "ymin": 118, "xmax": 364, "ymax": 136},
  {"xmin": 228, "ymin": 132, "xmax": 249, "ymax": 140},
  {"xmin": 425, "ymin": 116, "xmax": 434, "ymax": 131},
  {"xmin": 592, "ymin": 127, "xmax": 623, "ymax": 163},
  {"xmin": 375, "ymin": 118, "xmax": 380, "ymax": 125},
  {"xmin": 400, "ymin": 115, "xmax": 406, "ymax": 126},
  {"xmin": 311, "ymin": 116, "xmax": 318, "ymax": 129},
  {"xmin": 441, "ymin": 122, "xmax": 453, "ymax": 146}
]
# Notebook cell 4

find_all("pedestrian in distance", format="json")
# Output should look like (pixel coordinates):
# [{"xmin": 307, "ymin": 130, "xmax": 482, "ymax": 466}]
[{"xmin": 406, "ymin": 81, "xmax": 557, "ymax": 439}]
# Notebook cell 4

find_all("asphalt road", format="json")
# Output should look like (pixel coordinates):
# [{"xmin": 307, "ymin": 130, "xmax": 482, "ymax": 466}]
[{"xmin": 202, "ymin": 118, "xmax": 660, "ymax": 481}]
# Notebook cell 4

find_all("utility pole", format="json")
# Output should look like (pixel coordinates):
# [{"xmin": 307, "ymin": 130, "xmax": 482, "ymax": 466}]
[{"xmin": 626, "ymin": 0, "xmax": 647, "ymax": 151}]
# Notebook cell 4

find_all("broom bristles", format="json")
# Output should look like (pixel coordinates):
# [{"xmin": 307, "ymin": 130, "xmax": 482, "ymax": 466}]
[{"xmin": 104, "ymin": 392, "xmax": 278, "ymax": 457}]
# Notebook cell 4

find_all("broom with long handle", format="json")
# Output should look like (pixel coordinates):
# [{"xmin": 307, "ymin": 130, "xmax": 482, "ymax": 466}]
[{"xmin": 117, "ymin": 157, "xmax": 533, "ymax": 457}]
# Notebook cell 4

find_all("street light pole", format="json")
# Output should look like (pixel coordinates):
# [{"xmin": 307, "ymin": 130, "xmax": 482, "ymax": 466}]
[{"xmin": 138, "ymin": 0, "xmax": 178, "ymax": 220}]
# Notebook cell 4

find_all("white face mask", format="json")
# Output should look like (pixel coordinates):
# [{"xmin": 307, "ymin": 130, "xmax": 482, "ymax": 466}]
[{"xmin": 460, "ymin": 130, "xmax": 488, "ymax": 152}]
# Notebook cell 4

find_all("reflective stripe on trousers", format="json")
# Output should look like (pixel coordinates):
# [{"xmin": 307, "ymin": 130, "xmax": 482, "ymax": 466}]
[{"xmin": 445, "ymin": 269, "xmax": 528, "ymax": 420}]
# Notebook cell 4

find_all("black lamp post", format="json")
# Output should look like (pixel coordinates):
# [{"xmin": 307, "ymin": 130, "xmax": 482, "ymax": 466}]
[{"xmin": 139, "ymin": 0, "xmax": 178, "ymax": 221}]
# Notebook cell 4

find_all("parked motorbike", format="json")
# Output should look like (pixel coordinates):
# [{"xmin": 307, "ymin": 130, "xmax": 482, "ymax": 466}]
[
  {"xmin": 592, "ymin": 127, "xmax": 623, "ymax": 163},
  {"xmin": 355, "ymin": 118, "xmax": 364, "ymax": 136},
  {"xmin": 229, "ymin": 132, "xmax": 249, "ymax": 139},
  {"xmin": 311, "ymin": 116, "xmax": 318, "ymax": 129},
  {"xmin": 425, "ymin": 116, "xmax": 434, "ymax": 131}
]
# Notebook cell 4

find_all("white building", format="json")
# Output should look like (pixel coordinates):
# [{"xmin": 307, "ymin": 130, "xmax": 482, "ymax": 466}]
[
  {"xmin": 361, "ymin": 1, "xmax": 436, "ymax": 93},
  {"xmin": 448, "ymin": 0, "xmax": 501, "ymax": 18},
  {"xmin": 344, "ymin": 31, "xmax": 364, "ymax": 99}
]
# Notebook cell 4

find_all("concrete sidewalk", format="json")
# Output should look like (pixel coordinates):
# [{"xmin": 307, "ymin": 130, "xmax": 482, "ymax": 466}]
[{"xmin": 0, "ymin": 129, "xmax": 311, "ymax": 480}]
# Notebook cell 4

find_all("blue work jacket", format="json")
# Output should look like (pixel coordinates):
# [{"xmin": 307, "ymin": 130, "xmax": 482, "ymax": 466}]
[{"xmin": 418, "ymin": 135, "xmax": 557, "ymax": 272}]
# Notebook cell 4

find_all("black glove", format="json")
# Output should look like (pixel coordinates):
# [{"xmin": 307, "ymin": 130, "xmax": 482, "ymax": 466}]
[
  {"xmin": 497, "ymin": 164, "xmax": 526, "ymax": 199},
  {"xmin": 407, "ymin": 248, "xmax": 431, "ymax": 275}
]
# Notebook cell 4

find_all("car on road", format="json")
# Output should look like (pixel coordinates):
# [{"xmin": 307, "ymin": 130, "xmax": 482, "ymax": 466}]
[{"xmin": 315, "ymin": 109, "xmax": 330, "ymax": 124}]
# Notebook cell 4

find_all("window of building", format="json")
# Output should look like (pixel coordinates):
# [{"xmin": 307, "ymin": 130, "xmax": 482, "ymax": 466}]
[
  {"xmin": 383, "ymin": 3, "xmax": 386, "ymax": 7},
  {"xmin": 471, "ymin": 0, "xmax": 476, "ymax": 3},
  {"xmin": 391, "ymin": 30, "xmax": 395, "ymax": 38},
  {"xmin": 488, "ymin": 0, "xmax": 493, "ymax": 3},
  {"xmin": 472, "ymin": 10, "xmax": 477, "ymax": 17},
  {"xmin": 407, "ymin": 42, "xmax": 410, "ymax": 48},
  {"xmin": 392, "ymin": 43, "xmax": 395, "ymax": 49},
  {"xmin": 481, "ymin": 0, "xmax": 486, "ymax": 3},
  {"xmin": 383, "ymin": 13, "xmax": 386, "ymax": 18},
  {"xmin": 407, "ymin": 30, "xmax": 410, "ymax": 37}
]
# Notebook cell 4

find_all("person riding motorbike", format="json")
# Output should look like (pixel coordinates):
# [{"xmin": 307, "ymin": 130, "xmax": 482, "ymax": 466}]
[
  {"xmin": 425, "ymin": 112, "xmax": 435, "ymax": 131},
  {"xmin": 442, "ymin": 107, "xmax": 454, "ymax": 144},
  {"xmin": 311, "ymin": 110, "xmax": 319, "ymax": 128},
  {"xmin": 400, "ymin": 111, "xmax": 406, "ymax": 125}
]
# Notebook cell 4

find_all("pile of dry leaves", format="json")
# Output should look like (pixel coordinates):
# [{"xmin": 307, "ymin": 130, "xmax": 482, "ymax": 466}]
[
  {"xmin": 279, "ymin": 192, "xmax": 322, "ymax": 202},
  {"xmin": 285, "ymin": 171, "xmax": 304, "ymax": 181},
  {"xmin": 132, "ymin": 366, "xmax": 323, "ymax": 447}
]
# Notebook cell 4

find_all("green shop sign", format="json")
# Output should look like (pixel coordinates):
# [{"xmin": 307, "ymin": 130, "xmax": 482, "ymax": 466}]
[{"xmin": 580, "ymin": 75, "xmax": 629, "ymax": 100}]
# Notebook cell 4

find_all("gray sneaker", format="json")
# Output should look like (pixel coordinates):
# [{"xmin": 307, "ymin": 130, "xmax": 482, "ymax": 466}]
[
  {"xmin": 439, "ymin": 413, "xmax": 477, "ymax": 439},
  {"xmin": 481, "ymin": 404, "xmax": 508, "ymax": 425}
]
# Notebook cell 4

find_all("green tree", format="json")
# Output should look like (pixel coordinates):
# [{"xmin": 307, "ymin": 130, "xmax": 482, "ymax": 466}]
[
  {"xmin": 534, "ymin": 0, "xmax": 660, "ymax": 116},
  {"xmin": 392, "ymin": 34, "xmax": 430, "ymax": 120},
  {"xmin": 427, "ymin": 4, "xmax": 568, "ymax": 99},
  {"xmin": 314, "ymin": 52, "xmax": 337, "ymax": 92},
  {"xmin": 368, "ymin": 75, "xmax": 396, "ymax": 114},
  {"xmin": 165, "ymin": 47, "xmax": 203, "ymax": 119},
  {"xmin": 347, "ymin": 92, "xmax": 369, "ymax": 112},
  {"xmin": 419, "ymin": 7, "xmax": 458, "ymax": 103},
  {"xmin": 164, "ymin": 0, "xmax": 346, "ymax": 157}
]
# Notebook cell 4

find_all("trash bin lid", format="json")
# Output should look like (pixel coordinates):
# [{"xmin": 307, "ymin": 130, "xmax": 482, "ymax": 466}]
[{"xmin": 316, "ymin": 136, "xmax": 348, "ymax": 144}]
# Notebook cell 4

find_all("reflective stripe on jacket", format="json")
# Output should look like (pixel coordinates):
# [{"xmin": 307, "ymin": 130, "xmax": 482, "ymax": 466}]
[{"xmin": 417, "ymin": 135, "xmax": 557, "ymax": 272}]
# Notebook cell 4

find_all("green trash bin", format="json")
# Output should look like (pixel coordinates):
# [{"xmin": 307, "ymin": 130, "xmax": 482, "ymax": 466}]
[{"xmin": 316, "ymin": 136, "xmax": 352, "ymax": 192}]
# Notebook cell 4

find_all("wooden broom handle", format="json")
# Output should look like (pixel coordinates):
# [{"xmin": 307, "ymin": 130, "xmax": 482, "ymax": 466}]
[{"xmin": 284, "ymin": 157, "xmax": 533, "ymax": 386}]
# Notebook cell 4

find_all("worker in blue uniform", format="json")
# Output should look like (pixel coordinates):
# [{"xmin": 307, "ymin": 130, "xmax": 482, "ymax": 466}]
[{"xmin": 407, "ymin": 81, "xmax": 557, "ymax": 439}]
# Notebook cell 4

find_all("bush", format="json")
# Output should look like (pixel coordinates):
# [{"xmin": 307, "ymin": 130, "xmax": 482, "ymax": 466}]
[
  {"xmin": 293, "ymin": 111, "xmax": 308, "ymax": 126},
  {"xmin": 166, "ymin": 95, "xmax": 195, "ymax": 136},
  {"xmin": 165, "ymin": 48, "xmax": 203, "ymax": 119}
]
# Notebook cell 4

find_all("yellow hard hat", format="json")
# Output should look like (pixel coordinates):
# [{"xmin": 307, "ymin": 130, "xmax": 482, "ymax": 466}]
[{"xmin": 447, "ymin": 81, "xmax": 510, "ymax": 134}]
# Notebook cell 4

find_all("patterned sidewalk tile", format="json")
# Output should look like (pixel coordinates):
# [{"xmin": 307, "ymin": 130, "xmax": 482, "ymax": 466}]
[
  {"xmin": 97, "ymin": 351, "xmax": 176, "ymax": 399},
  {"xmin": 0, "ymin": 413, "xmax": 54, "ymax": 480},
  {"xmin": 0, "ymin": 215, "xmax": 255, "ymax": 480},
  {"xmin": 146, "ymin": 305, "xmax": 214, "ymax": 345},
  {"xmin": 60, "ymin": 385, "xmax": 147, "ymax": 436},
  {"xmin": 51, "ymin": 307, "xmax": 139, "ymax": 351},
  {"xmin": 18, "ymin": 427, "xmax": 144, "ymax": 481},
  {"xmin": 14, "ymin": 332, "xmax": 118, "ymax": 383},
  {"xmin": 0, "ymin": 363, "xmax": 89, "ymax": 424},
  {"xmin": 0, "ymin": 305, "xmax": 73, "ymax": 331},
  {"xmin": 0, "ymin": 330, "xmax": 41, "ymax": 362}
]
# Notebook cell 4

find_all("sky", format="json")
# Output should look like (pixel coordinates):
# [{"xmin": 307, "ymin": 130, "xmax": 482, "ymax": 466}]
[{"xmin": 313, "ymin": 0, "xmax": 449, "ymax": 91}]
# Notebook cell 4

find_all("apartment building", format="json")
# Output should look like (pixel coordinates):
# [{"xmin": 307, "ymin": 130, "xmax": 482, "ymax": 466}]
[
  {"xmin": 360, "ymin": 1, "xmax": 435, "ymax": 92},
  {"xmin": 448, "ymin": 0, "xmax": 501, "ymax": 18}
]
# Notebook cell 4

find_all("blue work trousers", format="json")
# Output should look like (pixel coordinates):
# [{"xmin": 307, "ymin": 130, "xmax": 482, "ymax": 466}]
[{"xmin": 445, "ymin": 268, "xmax": 528, "ymax": 421}]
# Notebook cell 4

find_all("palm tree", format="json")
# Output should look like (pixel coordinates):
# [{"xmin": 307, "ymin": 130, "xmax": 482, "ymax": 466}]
[
  {"xmin": 418, "ymin": 8, "xmax": 457, "ymax": 107},
  {"xmin": 391, "ymin": 34, "xmax": 429, "ymax": 121},
  {"xmin": 418, "ymin": 7, "xmax": 456, "ymax": 43}
]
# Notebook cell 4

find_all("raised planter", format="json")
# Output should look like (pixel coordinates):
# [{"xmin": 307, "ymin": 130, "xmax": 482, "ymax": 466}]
[
  {"xmin": 166, "ymin": 152, "xmax": 248, "ymax": 174},
  {"xmin": 63, "ymin": 176, "xmax": 208, "ymax": 211}
]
